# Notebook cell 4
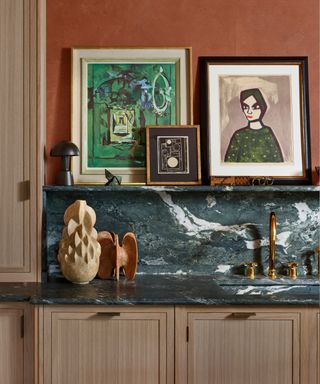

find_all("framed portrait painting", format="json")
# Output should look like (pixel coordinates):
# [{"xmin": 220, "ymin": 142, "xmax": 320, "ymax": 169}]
[
  {"xmin": 146, "ymin": 125, "xmax": 201, "ymax": 185},
  {"xmin": 200, "ymin": 57, "xmax": 311, "ymax": 185},
  {"xmin": 72, "ymin": 47, "xmax": 192, "ymax": 184}
]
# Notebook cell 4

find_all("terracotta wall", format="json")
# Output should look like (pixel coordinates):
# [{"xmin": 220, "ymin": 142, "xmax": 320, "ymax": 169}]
[{"xmin": 46, "ymin": 0, "xmax": 319, "ymax": 184}]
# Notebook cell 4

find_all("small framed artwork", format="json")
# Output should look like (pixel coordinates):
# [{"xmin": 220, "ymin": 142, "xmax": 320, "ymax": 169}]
[
  {"xmin": 71, "ymin": 47, "xmax": 192, "ymax": 184},
  {"xmin": 200, "ymin": 57, "xmax": 311, "ymax": 184},
  {"xmin": 146, "ymin": 125, "xmax": 201, "ymax": 185}
]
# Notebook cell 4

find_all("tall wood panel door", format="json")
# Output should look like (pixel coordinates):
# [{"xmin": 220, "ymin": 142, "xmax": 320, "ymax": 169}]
[
  {"xmin": 41, "ymin": 305, "xmax": 174, "ymax": 384},
  {"xmin": 0, "ymin": 303, "xmax": 34, "ymax": 384},
  {"xmin": 0, "ymin": 0, "xmax": 42, "ymax": 281},
  {"xmin": 176, "ymin": 306, "xmax": 301, "ymax": 384}
]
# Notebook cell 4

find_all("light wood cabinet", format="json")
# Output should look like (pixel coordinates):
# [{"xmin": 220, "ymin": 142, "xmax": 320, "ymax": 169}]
[
  {"xmin": 40, "ymin": 305, "xmax": 174, "ymax": 384},
  {"xmin": 175, "ymin": 306, "xmax": 319, "ymax": 384},
  {"xmin": 0, "ymin": 0, "xmax": 43, "ymax": 281},
  {"xmin": 36, "ymin": 304, "xmax": 319, "ymax": 384},
  {"xmin": 0, "ymin": 303, "xmax": 34, "ymax": 384},
  {"xmin": 317, "ymin": 311, "xmax": 320, "ymax": 384}
]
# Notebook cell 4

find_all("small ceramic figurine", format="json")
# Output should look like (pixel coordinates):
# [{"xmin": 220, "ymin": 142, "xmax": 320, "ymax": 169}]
[
  {"xmin": 97, "ymin": 231, "xmax": 138, "ymax": 280},
  {"xmin": 58, "ymin": 200, "xmax": 101, "ymax": 284}
]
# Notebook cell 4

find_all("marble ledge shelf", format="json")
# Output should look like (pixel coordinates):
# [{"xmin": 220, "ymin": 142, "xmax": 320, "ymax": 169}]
[{"xmin": 43, "ymin": 185, "xmax": 320, "ymax": 193}]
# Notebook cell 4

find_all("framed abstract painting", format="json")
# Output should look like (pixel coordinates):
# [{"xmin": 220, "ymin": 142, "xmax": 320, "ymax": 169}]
[
  {"xmin": 200, "ymin": 57, "xmax": 311, "ymax": 185},
  {"xmin": 146, "ymin": 125, "xmax": 201, "ymax": 185},
  {"xmin": 71, "ymin": 47, "xmax": 192, "ymax": 184}
]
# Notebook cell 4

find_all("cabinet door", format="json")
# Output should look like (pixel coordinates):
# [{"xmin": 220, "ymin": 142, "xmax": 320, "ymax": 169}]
[
  {"xmin": 300, "ymin": 307, "xmax": 318, "ymax": 384},
  {"xmin": 317, "ymin": 312, "xmax": 320, "ymax": 384},
  {"xmin": 176, "ymin": 306, "xmax": 300, "ymax": 384},
  {"xmin": 43, "ymin": 306, "xmax": 174, "ymax": 384},
  {"xmin": 0, "ymin": 0, "xmax": 41, "ymax": 281},
  {"xmin": 0, "ymin": 304, "xmax": 33, "ymax": 384}
]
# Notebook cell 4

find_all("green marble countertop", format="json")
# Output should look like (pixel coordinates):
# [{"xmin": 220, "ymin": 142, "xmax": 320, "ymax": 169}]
[{"xmin": 0, "ymin": 275, "xmax": 318, "ymax": 306}]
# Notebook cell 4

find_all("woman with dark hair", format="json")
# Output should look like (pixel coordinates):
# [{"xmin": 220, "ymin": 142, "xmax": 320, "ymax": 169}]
[{"xmin": 224, "ymin": 88, "xmax": 284, "ymax": 162}]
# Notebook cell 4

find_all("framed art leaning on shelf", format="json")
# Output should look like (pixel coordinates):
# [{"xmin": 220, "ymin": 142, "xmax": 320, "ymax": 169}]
[
  {"xmin": 146, "ymin": 125, "xmax": 201, "ymax": 185},
  {"xmin": 200, "ymin": 57, "xmax": 311, "ymax": 185},
  {"xmin": 71, "ymin": 47, "xmax": 192, "ymax": 184}
]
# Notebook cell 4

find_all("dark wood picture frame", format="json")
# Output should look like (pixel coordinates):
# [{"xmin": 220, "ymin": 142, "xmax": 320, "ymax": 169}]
[
  {"xmin": 200, "ymin": 57, "xmax": 311, "ymax": 185},
  {"xmin": 146, "ymin": 125, "xmax": 201, "ymax": 185}
]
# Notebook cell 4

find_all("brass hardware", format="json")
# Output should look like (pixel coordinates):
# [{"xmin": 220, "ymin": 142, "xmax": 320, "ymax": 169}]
[
  {"xmin": 315, "ymin": 246, "xmax": 320, "ymax": 278},
  {"xmin": 96, "ymin": 312, "xmax": 121, "ymax": 317},
  {"xmin": 288, "ymin": 262, "xmax": 298, "ymax": 279},
  {"xmin": 268, "ymin": 212, "xmax": 277, "ymax": 279},
  {"xmin": 229, "ymin": 312, "xmax": 256, "ymax": 319},
  {"xmin": 244, "ymin": 262, "xmax": 258, "ymax": 279}
]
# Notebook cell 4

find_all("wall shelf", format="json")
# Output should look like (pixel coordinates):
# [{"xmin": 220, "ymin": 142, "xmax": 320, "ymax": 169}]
[{"xmin": 43, "ymin": 185, "xmax": 320, "ymax": 193}]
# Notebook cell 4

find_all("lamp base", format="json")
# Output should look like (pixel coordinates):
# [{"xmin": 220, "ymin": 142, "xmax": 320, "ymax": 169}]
[{"xmin": 57, "ymin": 171, "xmax": 74, "ymax": 186}]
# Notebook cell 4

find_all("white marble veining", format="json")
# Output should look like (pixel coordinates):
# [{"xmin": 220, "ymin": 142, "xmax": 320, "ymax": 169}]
[
  {"xmin": 245, "ymin": 239, "xmax": 268, "ymax": 250},
  {"xmin": 236, "ymin": 285, "xmax": 301, "ymax": 295},
  {"xmin": 137, "ymin": 270, "xmax": 189, "ymax": 275},
  {"xmin": 243, "ymin": 231, "xmax": 291, "ymax": 250},
  {"xmin": 157, "ymin": 191, "xmax": 252, "ymax": 238},
  {"xmin": 141, "ymin": 257, "xmax": 168, "ymax": 266},
  {"xmin": 215, "ymin": 265, "xmax": 231, "ymax": 273},
  {"xmin": 206, "ymin": 194, "xmax": 217, "ymax": 208},
  {"xmin": 294, "ymin": 202, "xmax": 314, "ymax": 222}
]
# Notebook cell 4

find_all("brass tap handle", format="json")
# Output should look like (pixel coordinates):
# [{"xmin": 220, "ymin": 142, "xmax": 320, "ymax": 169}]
[
  {"xmin": 288, "ymin": 262, "xmax": 298, "ymax": 279},
  {"xmin": 244, "ymin": 262, "xmax": 258, "ymax": 279}
]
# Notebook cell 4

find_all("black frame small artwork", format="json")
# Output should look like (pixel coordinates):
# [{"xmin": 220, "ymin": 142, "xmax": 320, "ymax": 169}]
[
  {"xmin": 146, "ymin": 125, "xmax": 201, "ymax": 185},
  {"xmin": 200, "ymin": 57, "xmax": 311, "ymax": 185}
]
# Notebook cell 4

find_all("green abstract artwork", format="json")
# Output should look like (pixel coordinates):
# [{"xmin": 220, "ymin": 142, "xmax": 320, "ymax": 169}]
[{"xmin": 87, "ymin": 63, "xmax": 177, "ymax": 169}]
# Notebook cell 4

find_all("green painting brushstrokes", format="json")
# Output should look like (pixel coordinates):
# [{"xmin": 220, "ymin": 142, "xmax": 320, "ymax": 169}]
[{"xmin": 87, "ymin": 63, "xmax": 177, "ymax": 168}]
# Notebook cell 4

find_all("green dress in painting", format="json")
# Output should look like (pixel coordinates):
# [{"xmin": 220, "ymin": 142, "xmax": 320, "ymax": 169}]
[{"xmin": 224, "ymin": 126, "xmax": 284, "ymax": 163}]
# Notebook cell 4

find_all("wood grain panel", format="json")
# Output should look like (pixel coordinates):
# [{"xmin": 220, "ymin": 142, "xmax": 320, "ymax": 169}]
[
  {"xmin": 317, "ymin": 312, "xmax": 320, "ymax": 384},
  {"xmin": 0, "ymin": 303, "xmax": 34, "ymax": 384},
  {"xmin": 189, "ymin": 314, "xmax": 298, "ymax": 384},
  {"xmin": 176, "ymin": 306, "xmax": 301, "ymax": 384},
  {"xmin": 42, "ymin": 305, "xmax": 174, "ymax": 384},
  {"xmin": 0, "ymin": 0, "xmax": 25, "ymax": 270},
  {"xmin": 0, "ymin": 308, "xmax": 24, "ymax": 383},
  {"xmin": 0, "ymin": 0, "xmax": 42, "ymax": 281}
]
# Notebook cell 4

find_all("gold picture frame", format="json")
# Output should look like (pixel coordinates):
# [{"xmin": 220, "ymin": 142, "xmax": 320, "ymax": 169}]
[{"xmin": 71, "ymin": 47, "xmax": 193, "ymax": 184}]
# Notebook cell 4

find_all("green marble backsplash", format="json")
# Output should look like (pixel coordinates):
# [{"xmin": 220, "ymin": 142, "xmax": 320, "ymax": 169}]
[{"xmin": 43, "ymin": 186, "xmax": 320, "ymax": 280}]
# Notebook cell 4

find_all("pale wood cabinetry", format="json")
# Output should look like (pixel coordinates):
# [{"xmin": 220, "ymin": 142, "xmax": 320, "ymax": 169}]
[
  {"xmin": 36, "ymin": 304, "xmax": 319, "ymax": 384},
  {"xmin": 40, "ymin": 305, "xmax": 174, "ymax": 384},
  {"xmin": 317, "ymin": 311, "xmax": 320, "ymax": 384},
  {"xmin": 0, "ymin": 303, "xmax": 34, "ymax": 384},
  {"xmin": 0, "ymin": 0, "xmax": 42, "ymax": 281},
  {"xmin": 175, "ymin": 306, "xmax": 319, "ymax": 384}
]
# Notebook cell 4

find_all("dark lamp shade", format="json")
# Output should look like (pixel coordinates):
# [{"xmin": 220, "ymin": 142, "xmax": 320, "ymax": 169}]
[
  {"xmin": 50, "ymin": 141, "xmax": 80, "ymax": 185},
  {"xmin": 50, "ymin": 141, "xmax": 80, "ymax": 157}
]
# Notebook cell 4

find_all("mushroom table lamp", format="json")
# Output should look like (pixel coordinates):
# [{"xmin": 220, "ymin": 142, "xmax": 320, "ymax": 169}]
[{"xmin": 50, "ymin": 141, "xmax": 80, "ymax": 185}]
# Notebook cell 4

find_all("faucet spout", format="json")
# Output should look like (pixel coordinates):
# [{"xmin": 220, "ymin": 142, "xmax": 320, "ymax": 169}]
[{"xmin": 268, "ymin": 212, "xmax": 277, "ymax": 279}]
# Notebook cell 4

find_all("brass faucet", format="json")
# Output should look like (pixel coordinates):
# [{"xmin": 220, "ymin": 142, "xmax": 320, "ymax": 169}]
[{"xmin": 268, "ymin": 212, "xmax": 277, "ymax": 279}]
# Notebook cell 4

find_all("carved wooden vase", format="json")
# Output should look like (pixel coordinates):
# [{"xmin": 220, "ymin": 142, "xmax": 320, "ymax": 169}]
[{"xmin": 58, "ymin": 200, "xmax": 101, "ymax": 284}]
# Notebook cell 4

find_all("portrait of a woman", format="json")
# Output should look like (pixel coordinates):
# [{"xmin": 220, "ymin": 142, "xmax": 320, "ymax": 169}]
[{"xmin": 224, "ymin": 88, "xmax": 284, "ymax": 163}]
